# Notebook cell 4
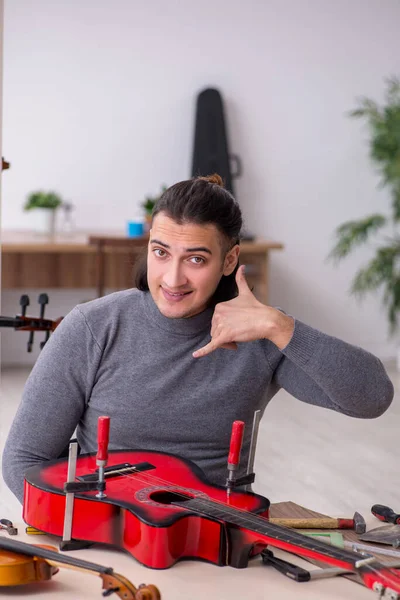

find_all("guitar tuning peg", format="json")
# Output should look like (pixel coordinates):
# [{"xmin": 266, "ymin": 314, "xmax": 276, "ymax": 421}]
[
  {"xmin": 19, "ymin": 294, "xmax": 30, "ymax": 317},
  {"xmin": 38, "ymin": 293, "xmax": 49, "ymax": 319}
]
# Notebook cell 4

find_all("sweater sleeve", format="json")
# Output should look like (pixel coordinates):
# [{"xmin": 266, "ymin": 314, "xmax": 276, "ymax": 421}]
[
  {"xmin": 2, "ymin": 307, "xmax": 103, "ymax": 503},
  {"xmin": 269, "ymin": 319, "xmax": 394, "ymax": 418}
]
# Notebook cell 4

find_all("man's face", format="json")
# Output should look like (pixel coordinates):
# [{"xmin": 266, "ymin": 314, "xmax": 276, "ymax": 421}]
[{"xmin": 147, "ymin": 213, "xmax": 239, "ymax": 319}]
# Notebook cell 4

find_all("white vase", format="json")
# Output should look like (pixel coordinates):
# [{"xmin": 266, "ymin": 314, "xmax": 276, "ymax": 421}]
[
  {"xmin": 46, "ymin": 209, "xmax": 56, "ymax": 238},
  {"xmin": 35, "ymin": 208, "xmax": 57, "ymax": 237}
]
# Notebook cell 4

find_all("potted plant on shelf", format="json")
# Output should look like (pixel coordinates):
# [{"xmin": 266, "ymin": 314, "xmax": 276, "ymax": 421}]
[
  {"xmin": 24, "ymin": 191, "xmax": 64, "ymax": 237},
  {"xmin": 141, "ymin": 185, "xmax": 167, "ymax": 231},
  {"xmin": 329, "ymin": 77, "xmax": 400, "ymax": 348}
]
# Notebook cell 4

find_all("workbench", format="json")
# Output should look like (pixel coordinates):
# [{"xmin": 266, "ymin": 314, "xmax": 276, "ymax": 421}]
[{"xmin": 1, "ymin": 502, "xmax": 383, "ymax": 599}]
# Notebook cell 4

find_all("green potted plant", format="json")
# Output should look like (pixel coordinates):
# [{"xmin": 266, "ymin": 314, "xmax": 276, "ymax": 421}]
[
  {"xmin": 24, "ymin": 191, "xmax": 64, "ymax": 237},
  {"xmin": 329, "ymin": 77, "xmax": 400, "ymax": 337},
  {"xmin": 141, "ymin": 185, "xmax": 167, "ymax": 231}
]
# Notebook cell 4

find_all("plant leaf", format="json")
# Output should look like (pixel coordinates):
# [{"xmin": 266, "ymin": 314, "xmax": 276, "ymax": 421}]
[{"xmin": 328, "ymin": 214, "xmax": 387, "ymax": 262}]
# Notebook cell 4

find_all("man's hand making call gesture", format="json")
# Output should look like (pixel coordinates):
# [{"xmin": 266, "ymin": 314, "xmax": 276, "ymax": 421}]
[{"xmin": 193, "ymin": 265, "xmax": 295, "ymax": 358}]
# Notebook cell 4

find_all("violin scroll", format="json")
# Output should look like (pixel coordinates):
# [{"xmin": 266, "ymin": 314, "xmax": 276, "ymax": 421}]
[
  {"xmin": 136, "ymin": 584, "xmax": 161, "ymax": 600},
  {"xmin": 101, "ymin": 573, "xmax": 161, "ymax": 599}
]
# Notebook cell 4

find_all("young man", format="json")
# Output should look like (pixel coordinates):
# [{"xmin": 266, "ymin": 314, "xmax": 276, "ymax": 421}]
[{"xmin": 2, "ymin": 175, "xmax": 394, "ymax": 503}]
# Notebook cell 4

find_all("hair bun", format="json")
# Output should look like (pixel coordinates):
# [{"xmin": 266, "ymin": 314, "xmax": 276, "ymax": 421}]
[{"xmin": 199, "ymin": 173, "xmax": 224, "ymax": 187}]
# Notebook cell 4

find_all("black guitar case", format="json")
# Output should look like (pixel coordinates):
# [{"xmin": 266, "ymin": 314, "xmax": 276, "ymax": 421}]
[{"xmin": 191, "ymin": 88, "xmax": 242, "ymax": 196}]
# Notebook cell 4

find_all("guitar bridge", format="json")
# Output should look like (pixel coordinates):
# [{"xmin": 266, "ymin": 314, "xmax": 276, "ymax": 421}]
[{"xmin": 76, "ymin": 462, "xmax": 156, "ymax": 483}]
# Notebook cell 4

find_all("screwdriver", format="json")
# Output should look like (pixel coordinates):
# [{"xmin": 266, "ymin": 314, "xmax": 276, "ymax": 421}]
[{"xmin": 371, "ymin": 504, "xmax": 400, "ymax": 525}]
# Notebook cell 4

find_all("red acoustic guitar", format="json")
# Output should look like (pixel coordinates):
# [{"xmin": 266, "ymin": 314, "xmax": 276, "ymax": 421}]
[{"xmin": 23, "ymin": 448, "xmax": 400, "ymax": 597}]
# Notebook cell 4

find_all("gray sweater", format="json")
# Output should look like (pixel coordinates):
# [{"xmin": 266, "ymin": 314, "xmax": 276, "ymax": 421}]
[{"xmin": 2, "ymin": 289, "xmax": 394, "ymax": 502}]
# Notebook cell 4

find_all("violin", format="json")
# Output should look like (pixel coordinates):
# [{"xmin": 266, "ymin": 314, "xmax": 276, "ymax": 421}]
[
  {"xmin": 0, "ymin": 293, "xmax": 63, "ymax": 351},
  {"xmin": 23, "ymin": 448, "xmax": 400, "ymax": 598},
  {"xmin": 0, "ymin": 537, "xmax": 160, "ymax": 599}
]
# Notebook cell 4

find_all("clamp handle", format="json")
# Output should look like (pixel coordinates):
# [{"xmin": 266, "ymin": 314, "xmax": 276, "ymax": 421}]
[
  {"xmin": 228, "ymin": 420, "xmax": 244, "ymax": 468},
  {"xmin": 261, "ymin": 549, "xmax": 311, "ymax": 582},
  {"xmin": 96, "ymin": 416, "xmax": 110, "ymax": 464}
]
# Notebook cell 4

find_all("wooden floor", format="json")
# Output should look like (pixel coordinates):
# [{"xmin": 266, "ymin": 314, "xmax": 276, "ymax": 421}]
[{"xmin": 1, "ymin": 363, "xmax": 398, "ymax": 524}]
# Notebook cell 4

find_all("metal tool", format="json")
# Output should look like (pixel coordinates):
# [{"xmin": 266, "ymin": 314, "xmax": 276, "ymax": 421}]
[
  {"xmin": 261, "ymin": 549, "xmax": 354, "ymax": 582},
  {"xmin": 344, "ymin": 540, "xmax": 400, "ymax": 559},
  {"xmin": 60, "ymin": 416, "xmax": 111, "ymax": 551},
  {"xmin": 360, "ymin": 524, "xmax": 400, "ymax": 548},
  {"xmin": 226, "ymin": 420, "xmax": 245, "ymax": 495},
  {"xmin": 0, "ymin": 519, "xmax": 18, "ymax": 536},
  {"xmin": 270, "ymin": 511, "xmax": 366, "ymax": 534},
  {"xmin": 95, "ymin": 415, "xmax": 110, "ymax": 499},
  {"xmin": 226, "ymin": 415, "xmax": 261, "ymax": 495},
  {"xmin": 372, "ymin": 504, "xmax": 400, "ymax": 525},
  {"xmin": 245, "ymin": 409, "xmax": 261, "ymax": 491},
  {"xmin": 60, "ymin": 440, "xmax": 78, "ymax": 549}
]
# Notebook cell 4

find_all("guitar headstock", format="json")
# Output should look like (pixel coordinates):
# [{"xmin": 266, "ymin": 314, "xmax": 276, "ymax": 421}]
[{"xmin": 359, "ymin": 558, "xmax": 400, "ymax": 599}]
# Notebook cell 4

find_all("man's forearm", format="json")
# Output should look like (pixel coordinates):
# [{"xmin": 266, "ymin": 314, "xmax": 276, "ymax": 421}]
[{"xmin": 276, "ymin": 319, "xmax": 394, "ymax": 418}]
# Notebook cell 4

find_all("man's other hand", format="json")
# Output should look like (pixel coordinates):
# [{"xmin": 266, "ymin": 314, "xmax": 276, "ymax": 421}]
[{"xmin": 193, "ymin": 266, "xmax": 294, "ymax": 358}]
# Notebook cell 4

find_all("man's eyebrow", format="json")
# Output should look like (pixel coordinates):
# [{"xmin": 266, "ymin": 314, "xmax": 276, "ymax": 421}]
[
  {"xmin": 150, "ymin": 239, "xmax": 212, "ymax": 255},
  {"xmin": 185, "ymin": 246, "xmax": 212, "ymax": 255},
  {"xmin": 150, "ymin": 239, "xmax": 170, "ymax": 249}
]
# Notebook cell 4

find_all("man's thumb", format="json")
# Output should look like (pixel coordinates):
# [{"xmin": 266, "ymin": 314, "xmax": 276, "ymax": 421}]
[{"xmin": 236, "ymin": 265, "xmax": 251, "ymax": 294}]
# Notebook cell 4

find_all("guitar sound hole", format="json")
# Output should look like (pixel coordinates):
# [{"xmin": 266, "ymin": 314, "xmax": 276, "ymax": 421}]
[{"xmin": 149, "ymin": 490, "xmax": 193, "ymax": 504}]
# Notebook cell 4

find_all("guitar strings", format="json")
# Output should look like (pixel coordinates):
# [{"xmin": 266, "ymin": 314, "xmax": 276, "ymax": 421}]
[
  {"xmin": 76, "ymin": 459, "xmax": 379, "ymax": 570},
  {"xmin": 119, "ymin": 467, "xmax": 400, "ymax": 590},
  {"xmin": 65, "ymin": 457, "xmax": 400, "ymax": 592}
]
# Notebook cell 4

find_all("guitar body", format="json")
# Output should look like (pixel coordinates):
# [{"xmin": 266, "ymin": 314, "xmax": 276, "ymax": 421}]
[{"xmin": 24, "ymin": 449, "xmax": 270, "ymax": 569}]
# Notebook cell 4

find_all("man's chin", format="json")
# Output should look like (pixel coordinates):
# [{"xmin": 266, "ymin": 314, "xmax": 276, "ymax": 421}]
[
  {"xmin": 159, "ymin": 306, "xmax": 196, "ymax": 319},
  {"xmin": 156, "ymin": 299, "xmax": 203, "ymax": 320}
]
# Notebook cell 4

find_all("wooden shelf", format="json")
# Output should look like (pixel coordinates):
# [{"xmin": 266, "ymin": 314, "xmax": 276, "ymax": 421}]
[{"xmin": 1, "ymin": 230, "xmax": 284, "ymax": 303}]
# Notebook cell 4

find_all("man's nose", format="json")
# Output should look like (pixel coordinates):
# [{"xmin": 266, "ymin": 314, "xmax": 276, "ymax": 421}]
[{"xmin": 163, "ymin": 261, "xmax": 188, "ymax": 288}]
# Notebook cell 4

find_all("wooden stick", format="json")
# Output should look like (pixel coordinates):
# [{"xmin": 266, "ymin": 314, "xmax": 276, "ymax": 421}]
[{"xmin": 270, "ymin": 517, "xmax": 352, "ymax": 529}]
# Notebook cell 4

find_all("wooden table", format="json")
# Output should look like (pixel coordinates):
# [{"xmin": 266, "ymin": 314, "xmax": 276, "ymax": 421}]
[
  {"xmin": 2, "ymin": 501, "xmax": 378, "ymax": 599},
  {"xmin": 1, "ymin": 231, "xmax": 284, "ymax": 303}
]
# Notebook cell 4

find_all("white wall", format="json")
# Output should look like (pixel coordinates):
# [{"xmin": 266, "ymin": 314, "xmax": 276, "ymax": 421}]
[{"xmin": 1, "ymin": 0, "xmax": 400, "ymax": 365}]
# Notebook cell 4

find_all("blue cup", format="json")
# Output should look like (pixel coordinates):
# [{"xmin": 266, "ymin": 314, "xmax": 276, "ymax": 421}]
[{"xmin": 127, "ymin": 221, "xmax": 144, "ymax": 237}]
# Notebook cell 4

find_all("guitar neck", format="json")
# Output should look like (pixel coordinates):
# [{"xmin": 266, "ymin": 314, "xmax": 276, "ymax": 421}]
[
  {"xmin": 0, "ymin": 315, "xmax": 60, "ymax": 331},
  {"xmin": 180, "ymin": 497, "xmax": 364, "ymax": 568},
  {"xmin": 177, "ymin": 497, "xmax": 400, "ymax": 595},
  {"xmin": 0, "ymin": 317, "xmax": 20, "ymax": 328}
]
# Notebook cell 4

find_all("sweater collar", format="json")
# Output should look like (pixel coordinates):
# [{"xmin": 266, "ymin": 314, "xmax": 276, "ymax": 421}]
[{"xmin": 141, "ymin": 291, "xmax": 213, "ymax": 336}]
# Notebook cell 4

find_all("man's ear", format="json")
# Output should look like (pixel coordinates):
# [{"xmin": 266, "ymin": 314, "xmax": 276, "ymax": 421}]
[{"xmin": 223, "ymin": 244, "xmax": 240, "ymax": 276}]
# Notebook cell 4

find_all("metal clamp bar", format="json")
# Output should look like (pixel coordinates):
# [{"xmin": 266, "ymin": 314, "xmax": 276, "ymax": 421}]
[
  {"xmin": 62, "ymin": 441, "xmax": 78, "ymax": 543},
  {"xmin": 245, "ymin": 409, "xmax": 261, "ymax": 491}
]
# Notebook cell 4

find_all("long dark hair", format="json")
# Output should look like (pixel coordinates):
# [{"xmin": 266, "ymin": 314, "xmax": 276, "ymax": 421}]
[{"xmin": 135, "ymin": 174, "xmax": 243, "ymax": 305}]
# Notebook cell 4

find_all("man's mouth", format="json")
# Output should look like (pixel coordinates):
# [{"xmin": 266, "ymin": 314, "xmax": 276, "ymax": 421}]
[{"xmin": 161, "ymin": 287, "xmax": 193, "ymax": 301}]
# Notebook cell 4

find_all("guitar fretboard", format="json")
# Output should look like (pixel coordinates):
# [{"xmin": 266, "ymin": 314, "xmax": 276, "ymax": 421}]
[{"xmin": 176, "ymin": 497, "xmax": 362, "ymax": 567}]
